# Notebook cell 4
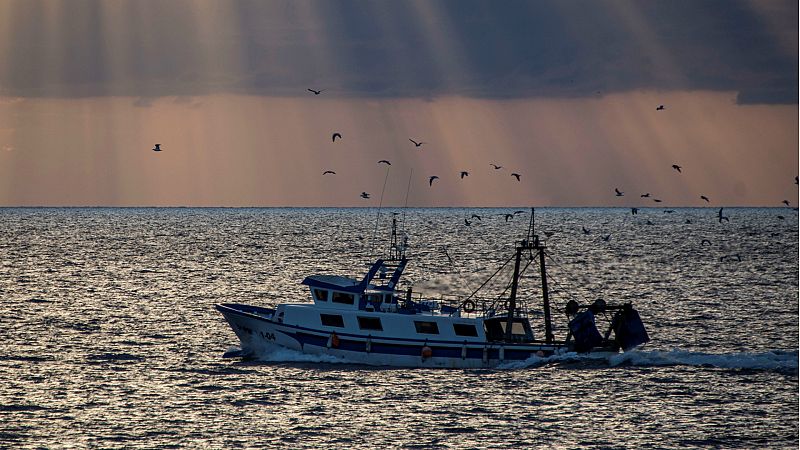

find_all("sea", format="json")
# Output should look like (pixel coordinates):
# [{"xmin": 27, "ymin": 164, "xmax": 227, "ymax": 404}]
[{"xmin": 1, "ymin": 207, "xmax": 797, "ymax": 449}]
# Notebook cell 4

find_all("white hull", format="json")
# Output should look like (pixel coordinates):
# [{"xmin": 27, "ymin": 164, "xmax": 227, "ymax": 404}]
[{"xmin": 218, "ymin": 304, "xmax": 574, "ymax": 368}]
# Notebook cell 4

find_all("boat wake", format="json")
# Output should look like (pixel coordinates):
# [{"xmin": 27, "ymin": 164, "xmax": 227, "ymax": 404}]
[
  {"xmin": 245, "ymin": 346, "xmax": 355, "ymax": 365},
  {"xmin": 500, "ymin": 349, "xmax": 799, "ymax": 373}
]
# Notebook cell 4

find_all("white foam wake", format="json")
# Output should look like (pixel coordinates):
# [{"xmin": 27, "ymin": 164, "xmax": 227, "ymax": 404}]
[
  {"xmin": 252, "ymin": 346, "xmax": 354, "ymax": 364},
  {"xmin": 501, "ymin": 348, "xmax": 798, "ymax": 372}
]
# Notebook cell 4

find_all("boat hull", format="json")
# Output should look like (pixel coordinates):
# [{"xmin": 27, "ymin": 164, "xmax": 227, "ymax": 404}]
[{"xmin": 216, "ymin": 303, "xmax": 609, "ymax": 368}]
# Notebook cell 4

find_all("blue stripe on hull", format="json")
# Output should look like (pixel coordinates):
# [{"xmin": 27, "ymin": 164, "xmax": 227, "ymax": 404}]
[{"xmin": 292, "ymin": 331, "xmax": 553, "ymax": 360}]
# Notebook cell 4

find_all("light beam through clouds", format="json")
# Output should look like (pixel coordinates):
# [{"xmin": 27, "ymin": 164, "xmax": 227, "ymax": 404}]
[{"xmin": 0, "ymin": 0, "xmax": 795, "ymax": 206}]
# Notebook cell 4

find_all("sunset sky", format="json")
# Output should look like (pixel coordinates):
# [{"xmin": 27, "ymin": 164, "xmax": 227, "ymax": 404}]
[{"xmin": 0, "ymin": 0, "xmax": 796, "ymax": 206}]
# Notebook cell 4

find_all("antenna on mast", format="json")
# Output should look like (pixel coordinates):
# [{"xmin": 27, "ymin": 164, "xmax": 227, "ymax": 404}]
[{"xmin": 369, "ymin": 166, "xmax": 391, "ymax": 256}]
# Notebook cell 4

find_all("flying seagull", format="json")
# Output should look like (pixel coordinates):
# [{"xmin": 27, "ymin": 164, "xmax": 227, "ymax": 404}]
[
  {"xmin": 782, "ymin": 200, "xmax": 790, "ymax": 206},
  {"xmin": 653, "ymin": 199, "xmax": 663, "ymax": 203},
  {"xmin": 663, "ymin": 210, "xmax": 675, "ymax": 214},
  {"xmin": 490, "ymin": 164, "xmax": 502, "ymax": 170},
  {"xmin": 582, "ymin": 226, "xmax": 590, "ymax": 235},
  {"xmin": 641, "ymin": 193, "xmax": 651, "ymax": 198},
  {"xmin": 429, "ymin": 176, "xmax": 439, "ymax": 186},
  {"xmin": 615, "ymin": 188, "xmax": 624, "ymax": 197},
  {"xmin": 360, "ymin": 192, "xmax": 370, "ymax": 199},
  {"xmin": 460, "ymin": 171, "xmax": 469, "ymax": 179},
  {"xmin": 152, "ymin": 144, "xmax": 162, "ymax": 152},
  {"xmin": 631, "ymin": 208, "xmax": 639, "ymax": 215},
  {"xmin": 378, "ymin": 160, "xmax": 391, "ymax": 165},
  {"xmin": 718, "ymin": 207, "xmax": 729, "ymax": 223},
  {"xmin": 504, "ymin": 214, "xmax": 513, "ymax": 222},
  {"xmin": 307, "ymin": 88, "xmax": 324, "ymax": 95},
  {"xmin": 511, "ymin": 173, "xmax": 521, "ymax": 181},
  {"xmin": 656, "ymin": 105, "xmax": 665, "ymax": 110},
  {"xmin": 409, "ymin": 138, "xmax": 425, "ymax": 147},
  {"xmin": 672, "ymin": 164, "xmax": 682, "ymax": 173},
  {"xmin": 332, "ymin": 132, "xmax": 342, "ymax": 142},
  {"xmin": 471, "ymin": 214, "xmax": 482, "ymax": 221},
  {"xmin": 795, "ymin": 176, "xmax": 798, "ymax": 185},
  {"xmin": 464, "ymin": 218, "xmax": 471, "ymax": 226},
  {"xmin": 602, "ymin": 234, "xmax": 611, "ymax": 242},
  {"xmin": 700, "ymin": 195, "xmax": 710, "ymax": 203},
  {"xmin": 513, "ymin": 210, "xmax": 525, "ymax": 215},
  {"xmin": 322, "ymin": 170, "xmax": 336, "ymax": 175}
]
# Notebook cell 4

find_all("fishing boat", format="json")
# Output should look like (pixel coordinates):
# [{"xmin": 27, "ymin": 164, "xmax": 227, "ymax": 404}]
[{"xmin": 216, "ymin": 209, "xmax": 649, "ymax": 368}]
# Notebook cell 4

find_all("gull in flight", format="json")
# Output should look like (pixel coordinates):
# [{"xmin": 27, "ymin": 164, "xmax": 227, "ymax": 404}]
[
  {"xmin": 429, "ymin": 176, "xmax": 439, "ymax": 186},
  {"xmin": 360, "ymin": 192, "xmax": 370, "ymax": 199},
  {"xmin": 460, "ymin": 171, "xmax": 469, "ymax": 179},
  {"xmin": 307, "ymin": 88, "xmax": 325, "ymax": 95},
  {"xmin": 378, "ymin": 160, "xmax": 391, "ymax": 165},
  {"xmin": 322, "ymin": 170, "xmax": 336, "ymax": 175},
  {"xmin": 409, "ymin": 138, "xmax": 425, "ymax": 147},
  {"xmin": 511, "ymin": 173, "xmax": 521, "ymax": 181},
  {"xmin": 615, "ymin": 188, "xmax": 624, "ymax": 197},
  {"xmin": 152, "ymin": 144, "xmax": 162, "ymax": 152},
  {"xmin": 332, "ymin": 132, "xmax": 342, "ymax": 142}
]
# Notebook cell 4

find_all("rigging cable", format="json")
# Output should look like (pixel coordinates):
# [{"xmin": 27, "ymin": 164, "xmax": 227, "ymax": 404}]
[{"xmin": 369, "ymin": 165, "xmax": 391, "ymax": 257}]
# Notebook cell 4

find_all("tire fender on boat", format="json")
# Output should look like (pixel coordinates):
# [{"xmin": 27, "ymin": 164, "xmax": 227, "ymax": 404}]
[
  {"xmin": 482, "ymin": 346, "xmax": 488, "ymax": 363},
  {"xmin": 366, "ymin": 335, "xmax": 372, "ymax": 353},
  {"xmin": 327, "ymin": 332, "xmax": 340, "ymax": 349},
  {"xmin": 499, "ymin": 345, "xmax": 505, "ymax": 362},
  {"xmin": 461, "ymin": 342, "xmax": 467, "ymax": 360},
  {"xmin": 421, "ymin": 344, "xmax": 432, "ymax": 360}
]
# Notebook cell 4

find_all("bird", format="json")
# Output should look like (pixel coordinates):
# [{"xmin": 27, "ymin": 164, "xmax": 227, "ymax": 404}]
[
  {"xmin": 656, "ymin": 105, "xmax": 665, "ymax": 110},
  {"xmin": 504, "ymin": 214, "xmax": 513, "ymax": 222},
  {"xmin": 513, "ymin": 210, "xmax": 525, "ymax": 215},
  {"xmin": 582, "ymin": 226, "xmax": 590, "ymax": 235},
  {"xmin": 460, "ymin": 171, "xmax": 469, "ymax": 179},
  {"xmin": 663, "ymin": 210, "xmax": 675, "ymax": 214},
  {"xmin": 378, "ymin": 160, "xmax": 391, "ymax": 165},
  {"xmin": 490, "ymin": 164, "xmax": 503, "ymax": 170},
  {"xmin": 631, "ymin": 208, "xmax": 639, "ymax": 215},
  {"xmin": 615, "ymin": 188, "xmax": 624, "ymax": 197},
  {"xmin": 795, "ymin": 176, "xmax": 798, "ymax": 185},
  {"xmin": 718, "ymin": 207, "xmax": 729, "ymax": 223},
  {"xmin": 701, "ymin": 239, "xmax": 712, "ymax": 246},
  {"xmin": 777, "ymin": 215, "xmax": 785, "ymax": 220},
  {"xmin": 672, "ymin": 165, "xmax": 682, "ymax": 173},
  {"xmin": 322, "ymin": 170, "xmax": 336, "ymax": 175},
  {"xmin": 429, "ymin": 176, "xmax": 439, "ymax": 186},
  {"xmin": 782, "ymin": 200, "xmax": 790, "ymax": 206},
  {"xmin": 685, "ymin": 219, "xmax": 692, "ymax": 224},
  {"xmin": 464, "ymin": 218, "xmax": 471, "ymax": 226},
  {"xmin": 601, "ymin": 234, "xmax": 611, "ymax": 242},
  {"xmin": 646, "ymin": 220, "xmax": 653, "ymax": 225},
  {"xmin": 641, "ymin": 193, "xmax": 651, "ymax": 198},
  {"xmin": 700, "ymin": 195, "xmax": 710, "ymax": 203},
  {"xmin": 360, "ymin": 192, "xmax": 370, "ymax": 199},
  {"xmin": 332, "ymin": 132, "xmax": 342, "ymax": 142},
  {"xmin": 409, "ymin": 138, "xmax": 425, "ymax": 147},
  {"xmin": 653, "ymin": 199, "xmax": 663, "ymax": 203},
  {"xmin": 511, "ymin": 173, "xmax": 521, "ymax": 181},
  {"xmin": 152, "ymin": 144, "xmax": 162, "ymax": 152},
  {"xmin": 471, "ymin": 214, "xmax": 482, "ymax": 221},
  {"xmin": 307, "ymin": 88, "xmax": 324, "ymax": 95}
]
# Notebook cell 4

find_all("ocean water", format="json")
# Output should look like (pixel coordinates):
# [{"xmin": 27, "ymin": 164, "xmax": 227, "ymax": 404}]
[{"xmin": 0, "ymin": 207, "xmax": 797, "ymax": 449}]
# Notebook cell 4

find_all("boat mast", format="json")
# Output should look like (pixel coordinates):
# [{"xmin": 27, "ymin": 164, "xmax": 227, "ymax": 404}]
[{"xmin": 504, "ymin": 208, "xmax": 554, "ymax": 344}]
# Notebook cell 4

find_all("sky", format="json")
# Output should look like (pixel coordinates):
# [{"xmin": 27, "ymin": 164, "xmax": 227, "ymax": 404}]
[{"xmin": 0, "ymin": 0, "xmax": 797, "ymax": 206}]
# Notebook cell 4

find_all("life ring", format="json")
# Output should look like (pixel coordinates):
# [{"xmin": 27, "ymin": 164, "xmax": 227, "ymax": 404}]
[
  {"xmin": 421, "ymin": 345, "xmax": 433, "ymax": 359},
  {"xmin": 462, "ymin": 300, "xmax": 477, "ymax": 313}
]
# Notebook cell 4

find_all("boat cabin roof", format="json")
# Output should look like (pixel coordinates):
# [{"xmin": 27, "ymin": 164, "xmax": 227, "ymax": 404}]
[{"xmin": 302, "ymin": 275, "xmax": 362, "ymax": 293}]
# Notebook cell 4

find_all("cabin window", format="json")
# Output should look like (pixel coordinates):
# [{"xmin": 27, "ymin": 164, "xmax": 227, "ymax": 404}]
[
  {"xmin": 320, "ymin": 314, "xmax": 344, "ymax": 327},
  {"xmin": 453, "ymin": 323, "xmax": 478, "ymax": 337},
  {"xmin": 313, "ymin": 289, "xmax": 328, "ymax": 302},
  {"xmin": 332, "ymin": 292, "xmax": 355, "ymax": 305},
  {"xmin": 357, "ymin": 316, "xmax": 383, "ymax": 331},
  {"xmin": 414, "ymin": 321, "xmax": 439, "ymax": 334}
]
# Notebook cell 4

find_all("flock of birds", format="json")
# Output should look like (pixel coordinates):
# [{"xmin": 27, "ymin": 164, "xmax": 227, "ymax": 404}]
[{"xmin": 149, "ymin": 90, "xmax": 796, "ymax": 256}]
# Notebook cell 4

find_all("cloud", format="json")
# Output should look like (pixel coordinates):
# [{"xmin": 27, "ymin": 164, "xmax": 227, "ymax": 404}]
[{"xmin": 0, "ymin": 0, "xmax": 796, "ymax": 103}]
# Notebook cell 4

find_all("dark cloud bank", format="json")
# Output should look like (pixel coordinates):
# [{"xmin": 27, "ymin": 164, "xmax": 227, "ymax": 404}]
[{"xmin": 2, "ymin": 0, "xmax": 796, "ymax": 104}]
